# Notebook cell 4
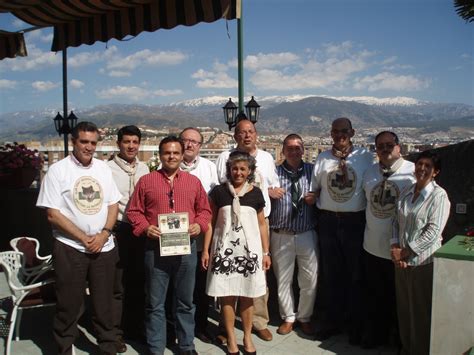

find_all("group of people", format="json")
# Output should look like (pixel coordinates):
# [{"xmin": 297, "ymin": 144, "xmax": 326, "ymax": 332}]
[{"xmin": 36, "ymin": 116, "xmax": 450, "ymax": 355}]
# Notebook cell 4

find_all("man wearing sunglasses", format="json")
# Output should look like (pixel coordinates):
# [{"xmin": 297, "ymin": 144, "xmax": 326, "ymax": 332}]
[
  {"xmin": 127, "ymin": 136, "xmax": 212, "ymax": 355},
  {"xmin": 310, "ymin": 117, "xmax": 373, "ymax": 344},
  {"xmin": 361, "ymin": 131, "xmax": 414, "ymax": 348}
]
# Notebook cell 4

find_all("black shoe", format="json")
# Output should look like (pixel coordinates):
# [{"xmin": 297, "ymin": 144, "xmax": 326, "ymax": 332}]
[
  {"xmin": 195, "ymin": 330, "xmax": 213, "ymax": 343},
  {"xmin": 314, "ymin": 328, "xmax": 341, "ymax": 341},
  {"xmin": 348, "ymin": 330, "xmax": 361, "ymax": 346},
  {"xmin": 115, "ymin": 336, "xmax": 127, "ymax": 353}
]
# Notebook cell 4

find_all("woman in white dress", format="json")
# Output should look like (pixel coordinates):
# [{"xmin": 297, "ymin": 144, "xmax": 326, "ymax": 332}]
[{"xmin": 202, "ymin": 151, "xmax": 271, "ymax": 355}]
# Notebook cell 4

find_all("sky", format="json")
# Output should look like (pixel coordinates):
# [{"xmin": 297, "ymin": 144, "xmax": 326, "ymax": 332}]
[{"xmin": 0, "ymin": 0, "xmax": 472, "ymax": 115}]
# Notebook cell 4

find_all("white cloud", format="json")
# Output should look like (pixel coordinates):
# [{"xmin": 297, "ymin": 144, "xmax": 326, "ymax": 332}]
[
  {"xmin": 104, "ymin": 49, "xmax": 188, "ymax": 76},
  {"xmin": 0, "ymin": 44, "xmax": 61, "ymax": 71},
  {"xmin": 153, "ymin": 89, "xmax": 183, "ymax": 96},
  {"xmin": 96, "ymin": 85, "xmax": 182, "ymax": 100},
  {"xmin": 0, "ymin": 79, "xmax": 17, "ymax": 89},
  {"xmin": 70, "ymin": 79, "xmax": 85, "ymax": 89},
  {"xmin": 245, "ymin": 52, "xmax": 300, "ymax": 70},
  {"xmin": 69, "ymin": 52, "xmax": 103, "ymax": 68},
  {"xmin": 461, "ymin": 53, "xmax": 471, "ymax": 59},
  {"xmin": 192, "ymin": 69, "xmax": 237, "ymax": 88},
  {"xmin": 353, "ymin": 72, "xmax": 430, "ymax": 91},
  {"xmin": 108, "ymin": 70, "xmax": 131, "ymax": 77},
  {"xmin": 12, "ymin": 19, "xmax": 27, "ymax": 29},
  {"xmin": 32, "ymin": 81, "xmax": 59, "ymax": 92}
]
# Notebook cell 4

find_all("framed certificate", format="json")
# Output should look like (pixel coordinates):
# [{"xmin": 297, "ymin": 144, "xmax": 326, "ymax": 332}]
[{"xmin": 158, "ymin": 212, "xmax": 191, "ymax": 256}]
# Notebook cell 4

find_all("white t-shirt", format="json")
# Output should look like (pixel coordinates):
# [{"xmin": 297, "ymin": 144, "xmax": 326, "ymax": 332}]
[
  {"xmin": 37, "ymin": 156, "xmax": 122, "ymax": 253},
  {"xmin": 311, "ymin": 147, "xmax": 374, "ymax": 212},
  {"xmin": 186, "ymin": 156, "xmax": 219, "ymax": 194},
  {"xmin": 215, "ymin": 148, "xmax": 279, "ymax": 218},
  {"xmin": 363, "ymin": 160, "xmax": 415, "ymax": 259},
  {"xmin": 107, "ymin": 158, "xmax": 149, "ymax": 222}
]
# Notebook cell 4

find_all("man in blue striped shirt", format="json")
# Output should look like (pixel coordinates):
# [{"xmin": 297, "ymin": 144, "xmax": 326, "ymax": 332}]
[{"xmin": 269, "ymin": 134, "xmax": 318, "ymax": 336}]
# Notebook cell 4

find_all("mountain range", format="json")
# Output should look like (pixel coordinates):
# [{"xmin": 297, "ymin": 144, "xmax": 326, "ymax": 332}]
[{"xmin": 0, "ymin": 95, "xmax": 473, "ymax": 142}]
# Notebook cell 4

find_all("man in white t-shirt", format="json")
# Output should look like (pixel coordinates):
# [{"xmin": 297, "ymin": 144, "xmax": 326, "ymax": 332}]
[
  {"xmin": 310, "ymin": 117, "xmax": 373, "ymax": 343},
  {"xmin": 215, "ymin": 119, "xmax": 281, "ymax": 342},
  {"xmin": 108, "ymin": 125, "xmax": 149, "ymax": 349},
  {"xmin": 179, "ymin": 127, "xmax": 218, "ymax": 343},
  {"xmin": 361, "ymin": 131, "xmax": 414, "ymax": 348},
  {"xmin": 37, "ymin": 121, "xmax": 121, "ymax": 355}
]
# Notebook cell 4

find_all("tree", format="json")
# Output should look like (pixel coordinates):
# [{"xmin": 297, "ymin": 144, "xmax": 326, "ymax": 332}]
[{"xmin": 454, "ymin": 0, "xmax": 474, "ymax": 22}]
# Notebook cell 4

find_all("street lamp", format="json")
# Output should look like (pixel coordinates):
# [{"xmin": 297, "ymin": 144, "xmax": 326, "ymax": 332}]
[
  {"xmin": 223, "ymin": 96, "xmax": 260, "ymax": 130},
  {"xmin": 53, "ymin": 111, "xmax": 78, "ymax": 156}
]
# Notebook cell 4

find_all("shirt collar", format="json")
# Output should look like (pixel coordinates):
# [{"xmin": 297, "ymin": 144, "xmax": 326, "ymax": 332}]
[
  {"xmin": 409, "ymin": 180, "xmax": 436, "ymax": 199},
  {"xmin": 70, "ymin": 153, "xmax": 93, "ymax": 168}
]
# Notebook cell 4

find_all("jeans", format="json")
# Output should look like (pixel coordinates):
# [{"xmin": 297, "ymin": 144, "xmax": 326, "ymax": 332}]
[{"xmin": 144, "ymin": 239, "xmax": 197, "ymax": 354}]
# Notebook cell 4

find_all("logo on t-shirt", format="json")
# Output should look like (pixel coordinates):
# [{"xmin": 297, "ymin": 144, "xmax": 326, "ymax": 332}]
[
  {"xmin": 369, "ymin": 180, "xmax": 400, "ymax": 219},
  {"xmin": 327, "ymin": 166, "xmax": 356, "ymax": 203},
  {"xmin": 73, "ymin": 176, "xmax": 103, "ymax": 215}
]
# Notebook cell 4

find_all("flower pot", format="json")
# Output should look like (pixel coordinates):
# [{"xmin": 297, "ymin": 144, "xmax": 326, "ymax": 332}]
[{"xmin": 0, "ymin": 167, "xmax": 38, "ymax": 189}]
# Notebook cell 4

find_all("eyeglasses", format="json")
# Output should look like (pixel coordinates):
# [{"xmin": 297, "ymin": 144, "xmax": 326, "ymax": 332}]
[
  {"xmin": 167, "ymin": 189, "xmax": 174, "ymax": 211},
  {"xmin": 376, "ymin": 143, "xmax": 397, "ymax": 150},
  {"xmin": 181, "ymin": 138, "xmax": 201, "ymax": 146},
  {"xmin": 331, "ymin": 128, "xmax": 352, "ymax": 135}
]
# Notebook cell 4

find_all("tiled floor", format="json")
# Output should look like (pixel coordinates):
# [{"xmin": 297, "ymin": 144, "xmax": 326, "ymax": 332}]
[{"xmin": 0, "ymin": 272, "xmax": 396, "ymax": 354}]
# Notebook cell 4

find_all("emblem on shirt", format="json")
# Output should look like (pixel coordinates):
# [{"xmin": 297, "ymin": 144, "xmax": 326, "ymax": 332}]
[
  {"xmin": 73, "ymin": 176, "xmax": 103, "ymax": 215},
  {"xmin": 369, "ymin": 180, "xmax": 400, "ymax": 219},
  {"xmin": 327, "ymin": 166, "xmax": 356, "ymax": 203}
]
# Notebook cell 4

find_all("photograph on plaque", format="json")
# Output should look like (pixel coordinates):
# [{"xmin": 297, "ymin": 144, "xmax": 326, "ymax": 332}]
[{"xmin": 158, "ymin": 212, "xmax": 191, "ymax": 256}]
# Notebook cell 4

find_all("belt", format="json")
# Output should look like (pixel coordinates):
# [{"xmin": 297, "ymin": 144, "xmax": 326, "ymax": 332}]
[
  {"xmin": 272, "ymin": 228, "xmax": 310, "ymax": 235},
  {"xmin": 318, "ymin": 209, "xmax": 364, "ymax": 218}
]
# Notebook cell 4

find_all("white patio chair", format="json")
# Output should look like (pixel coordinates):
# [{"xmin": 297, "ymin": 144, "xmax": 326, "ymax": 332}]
[
  {"xmin": 9, "ymin": 237, "xmax": 53, "ymax": 284},
  {"xmin": 0, "ymin": 251, "xmax": 56, "ymax": 355}
]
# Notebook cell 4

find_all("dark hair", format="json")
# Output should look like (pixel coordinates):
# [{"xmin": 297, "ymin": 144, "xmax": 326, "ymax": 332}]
[
  {"xmin": 225, "ymin": 151, "xmax": 257, "ymax": 183},
  {"xmin": 179, "ymin": 127, "xmax": 203, "ymax": 143},
  {"xmin": 283, "ymin": 133, "xmax": 304, "ymax": 147},
  {"xmin": 117, "ymin": 125, "xmax": 142, "ymax": 142},
  {"xmin": 332, "ymin": 117, "xmax": 353, "ymax": 130},
  {"xmin": 159, "ymin": 135, "xmax": 184, "ymax": 154},
  {"xmin": 71, "ymin": 121, "xmax": 99, "ymax": 139},
  {"xmin": 375, "ymin": 131, "xmax": 399, "ymax": 145},
  {"xmin": 416, "ymin": 150, "xmax": 441, "ymax": 172}
]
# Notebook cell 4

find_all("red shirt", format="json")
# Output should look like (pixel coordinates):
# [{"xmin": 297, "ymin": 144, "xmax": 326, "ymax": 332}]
[{"xmin": 127, "ymin": 169, "xmax": 211, "ymax": 237}]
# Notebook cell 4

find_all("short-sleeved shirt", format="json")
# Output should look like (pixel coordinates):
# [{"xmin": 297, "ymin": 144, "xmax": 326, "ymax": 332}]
[{"xmin": 210, "ymin": 184, "xmax": 265, "ymax": 212}]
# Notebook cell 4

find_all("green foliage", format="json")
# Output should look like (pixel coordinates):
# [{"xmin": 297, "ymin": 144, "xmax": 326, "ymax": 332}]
[{"xmin": 454, "ymin": 0, "xmax": 474, "ymax": 22}]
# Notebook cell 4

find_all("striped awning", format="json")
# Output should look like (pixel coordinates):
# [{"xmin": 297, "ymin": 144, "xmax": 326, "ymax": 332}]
[
  {"xmin": 0, "ymin": 30, "xmax": 27, "ymax": 59},
  {"xmin": 0, "ymin": 0, "xmax": 239, "ymax": 59}
]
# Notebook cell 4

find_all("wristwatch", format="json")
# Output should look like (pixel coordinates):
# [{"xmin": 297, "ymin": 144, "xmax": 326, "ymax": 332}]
[
  {"xmin": 102, "ymin": 227, "xmax": 113, "ymax": 236},
  {"xmin": 263, "ymin": 251, "xmax": 271, "ymax": 256}
]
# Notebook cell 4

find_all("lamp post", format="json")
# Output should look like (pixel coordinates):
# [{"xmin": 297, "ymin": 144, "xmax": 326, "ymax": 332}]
[
  {"xmin": 53, "ymin": 111, "xmax": 78, "ymax": 156},
  {"xmin": 222, "ymin": 96, "xmax": 260, "ymax": 130}
]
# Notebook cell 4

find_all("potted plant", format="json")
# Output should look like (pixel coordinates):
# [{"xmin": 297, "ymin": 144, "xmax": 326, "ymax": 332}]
[{"xmin": 0, "ymin": 142, "xmax": 43, "ymax": 189}]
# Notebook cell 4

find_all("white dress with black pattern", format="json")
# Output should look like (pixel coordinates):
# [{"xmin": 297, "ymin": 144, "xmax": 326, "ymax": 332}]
[{"xmin": 206, "ymin": 184, "xmax": 266, "ymax": 298}]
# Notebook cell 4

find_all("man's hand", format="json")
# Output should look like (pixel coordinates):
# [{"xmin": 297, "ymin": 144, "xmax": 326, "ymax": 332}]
[
  {"xmin": 304, "ymin": 191, "xmax": 319, "ymax": 205},
  {"xmin": 201, "ymin": 250, "xmax": 210, "ymax": 270},
  {"xmin": 146, "ymin": 225, "xmax": 161, "ymax": 239},
  {"xmin": 189, "ymin": 223, "xmax": 201, "ymax": 237},
  {"xmin": 86, "ymin": 231, "xmax": 109, "ymax": 253},
  {"xmin": 268, "ymin": 187, "xmax": 285, "ymax": 199},
  {"xmin": 262, "ymin": 255, "xmax": 271, "ymax": 271}
]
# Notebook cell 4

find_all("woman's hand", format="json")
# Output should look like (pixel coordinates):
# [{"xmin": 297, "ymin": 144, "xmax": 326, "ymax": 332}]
[
  {"xmin": 201, "ymin": 250, "xmax": 210, "ymax": 270},
  {"xmin": 262, "ymin": 255, "xmax": 271, "ymax": 271}
]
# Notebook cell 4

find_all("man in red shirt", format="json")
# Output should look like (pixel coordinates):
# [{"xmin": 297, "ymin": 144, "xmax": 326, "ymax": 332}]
[{"xmin": 127, "ymin": 136, "xmax": 211, "ymax": 355}]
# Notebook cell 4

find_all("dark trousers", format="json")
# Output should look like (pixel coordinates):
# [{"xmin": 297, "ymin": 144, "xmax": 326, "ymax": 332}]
[
  {"xmin": 317, "ymin": 210, "xmax": 365, "ymax": 332},
  {"xmin": 395, "ymin": 263, "xmax": 433, "ymax": 355},
  {"xmin": 363, "ymin": 251, "xmax": 398, "ymax": 343},
  {"xmin": 194, "ymin": 251, "xmax": 210, "ymax": 331},
  {"xmin": 112, "ymin": 221, "xmax": 146, "ymax": 339},
  {"xmin": 52, "ymin": 240, "xmax": 118, "ymax": 355}
]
